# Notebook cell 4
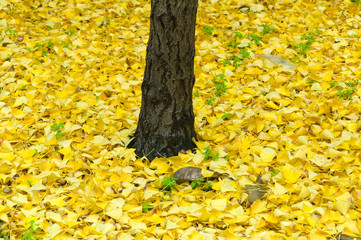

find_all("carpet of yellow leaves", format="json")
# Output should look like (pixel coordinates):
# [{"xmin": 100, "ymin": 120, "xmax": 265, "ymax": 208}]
[{"xmin": 1, "ymin": 0, "xmax": 361, "ymax": 239}]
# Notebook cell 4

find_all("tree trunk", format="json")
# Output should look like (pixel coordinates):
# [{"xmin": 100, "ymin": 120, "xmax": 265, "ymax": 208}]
[{"xmin": 129, "ymin": 0, "xmax": 198, "ymax": 161}]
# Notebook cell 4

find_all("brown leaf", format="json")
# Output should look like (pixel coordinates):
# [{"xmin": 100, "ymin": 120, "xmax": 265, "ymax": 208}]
[
  {"xmin": 333, "ymin": 234, "xmax": 360, "ymax": 240},
  {"xmin": 55, "ymin": 179, "xmax": 67, "ymax": 186},
  {"xmin": 171, "ymin": 167, "xmax": 222, "ymax": 184},
  {"xmin": 179, "ymin": 149, "xmax": 188, "ymax": 154},
  {"xmin": 17, "ymin": 35, "xmax": 25, "ymax": 42},
  {"xmin": 3, "ymin": 188, "xmax": 12, "ymax": 194},
  {"xmin": 257, "ymin": 54, "xmax": 297, "ymax": 71},
  {"xmin": 255, "ymin": 172, "xmax": 264, "ymax": 184},
  {"xmin": 246, "ymin": 173, "xmax": 267, "ymax": 203}
]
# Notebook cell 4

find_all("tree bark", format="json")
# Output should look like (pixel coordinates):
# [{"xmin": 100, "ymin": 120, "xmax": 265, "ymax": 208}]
[{"xmin": 129, "ymin": 0, "xmax": 198, "ymax": 161}]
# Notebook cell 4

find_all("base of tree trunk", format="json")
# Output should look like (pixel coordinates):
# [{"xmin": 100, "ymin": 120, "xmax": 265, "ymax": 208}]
[
  {"xmin": 128, "ymin": 0, "xmax": 198, "ymax": 162},
  {"xmin": 129, "ymin": 129, "xmax": 197, "ymax": 161}
]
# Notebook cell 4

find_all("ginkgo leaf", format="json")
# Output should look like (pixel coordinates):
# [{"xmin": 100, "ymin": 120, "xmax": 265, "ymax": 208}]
[{"xmin": 246, "ymin": 173, "xmax": 267, "ymax": 204}]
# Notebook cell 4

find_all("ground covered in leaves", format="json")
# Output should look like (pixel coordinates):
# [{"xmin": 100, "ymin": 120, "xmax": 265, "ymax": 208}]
[{"xmin": 1, "ymin": 0, "xmax": 361, "ymax": 239}]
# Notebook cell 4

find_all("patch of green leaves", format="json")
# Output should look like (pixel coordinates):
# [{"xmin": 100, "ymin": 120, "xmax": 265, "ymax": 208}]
[
  {"xmin": 291, "ymin": 56, "xmax": 300, "ymax": 64},
  {"xmin": 229, "ymin": 53, "xmax": 241, "ymax": 68},
  {"xmin": 331, "ymin": 79, "xmax": 360, "ymax": 100},
  {"xmin": 99, "ymin": 17, "xmax": 115, "ymax": 28},
  {"xmin": 338, "ymin": 80, "xmax": 359, "ymax": 100},
  {"xmin": 234, "ymin": 32, "xmax": 243, "ymax": 39},
  {"xmin": 142, "ymin": 202, "xmax": 153, "ymax": 213},
  {"xmin": 306, "ymin": 78, "xmax": 318, "ymax": 86},
  {"xmin": 212, "ymin": 74, "xmax": 228, "ymax": 96},
  {"xmin": 67, "ymin": 29, "xmax": 75, "ymax": 36},
  {"xmin": 351, "ymin": 0, "xmax": 360, "ymax": 5},
  {"xmin": 261, "ymin": 24, "xmax": 276, "ymax": 35},
  {"xmin": 203, "ymin": 26, "xmax": 214, "ymax": 36},
  {"xmin": 221, "ymin": 112, "xmax": 232, "ymax": 120},
  {"xmin": 330, "ymin": 80, "xmax": 338, "ymax": 88},
  {"xmin": 6, "ymin": 54, "xmax": 12, "ymax": 61},
  {"xmin": 228, "ymin": 32, "xmax": 243, "ymax": 48},
  {"xmin": 4, "ymin": 27, "xmax": 17, "ymax": 37},
  {"xmin": 161, "ymin": 176, "xmax": 177, "ymax": 192},
  {"xmin": 203, "ymin": 148, "xmax": 219, "ymax": 161},
  {"xmin": 0, "ymin": 233, "xmax": 8, "ymax": 240},
  {"xmin": 33, "ymin": 43, "xmax": 44, "ymax": 50},
  {"xmin": 293, "ymin": 31, "xmax": 319, "ymax": 57},
  {"xmin": 202, "ymin": 181, "xmax": 213, "ymax": 191},
  {"xmin": 220, "ymin": 59, "xmax": 229, "ymax": 67},
  {"xmin": 223, "ymin": 31, "xmax": 251, "ymax": 68},
  {"xmin": 206, "ymin": 97, "xmax": 216, "ymax": 106},
  {"xmin": 239, "ymin": 48, "xmax": 250, "ymax": 59},
  {"xmin": 51, "ymin": 123, "xmax": 65, "ymax": 139},
  {"xmin": 228, "ymin": 48, "xmax": 250, "ymax": 68},
  {"xmin": 106, "ymin": 17, "xmax": 114, "ymax": 25},
  {"xmin": 46, "ymin": 41, "xmax": 53, "ymax": 48},
  {"xmin": 249, "ymin": 33, "xmax": 263, "ymax": 46},
  {"xmin": 189, "ymin": 178, "xmax": 214, "ymax": 191},
  {"xmin": 20, "ymin": 220, "xmax": 41, "ymax": 240},
  {"xmin": 31, "ymin": 41, "xmax": 56, "ymax": 58},
  {"xmin": 61, "ymin": 41, "xmax": 70, "ymax": 48},
  {"xmin": 227, "ymin": 41, "xmax": 240, "ymax": 49},
  {"xmin": 191, "ymin": 178, "xmax": 205, "ymax": 189},
  {"xmin": 193, "ymin": 91, "xmax": 200, "ymax": 97}
]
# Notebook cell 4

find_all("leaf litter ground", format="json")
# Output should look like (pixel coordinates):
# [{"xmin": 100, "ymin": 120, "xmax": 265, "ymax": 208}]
[{"xmin": 0, "ymin": 0, "xmax": 361, "ymax": 239}]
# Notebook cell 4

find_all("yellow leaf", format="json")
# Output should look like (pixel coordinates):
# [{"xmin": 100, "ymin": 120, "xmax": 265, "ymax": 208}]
[
  {"xmin": 211, "ymin": 199, "xmax": 227, "ymax": 211},
  {"xmin": 0, "ymin": 152, "xmax": 14, "ymax": 161},
  {"xmin": 343, "ymin": 221, "xmax": 361, "ymax": 236},
  {"xmin": 45, "ymin": 223, "xmax": 62, "ymax": 239},
  {"xmin": 58, "ymin": 147, "xmax": 71, "ymax": 155},
  {"xmin": 49, "ymin": 197, "xmax": 66, "ymax": 208},
  {"xmin": 251, "ymin": 200, "xmax": 267, "ymax": 214},
  {"xmin": 201, "ymin": 169, "xmax": 214, "ymax": 177},
  {"xmin": 273, "ymin": 183, "xmax": 288, "ymax": 195},
  {"xmin": 212, "ymin": 180, "xmax": 222, "ymax": 191},
  {"xmin": 17, "ymin": 149, "xmax": 36, "ymax": 159},
  {"xmin": 1, "ymin": 140, "xmax": 13, "ymax": 152},
  {"xmin": 260, "ymin": 147, "xmax": 276, "ymax": 163},
  {"xmin": 220, "ymin": 181, "xmax": 237, "ymax": 193},
  {"xmin": 46, "ymin": 211, "xmax": 65, "ymax": 224},
  {"xmin": 281, "ymin": 164, "xmax": 301, "ymax": 184},
  {"xmin": 192, "ymin": 153, "xmax": 204, "ymax": 165},
  {"xmin": 143, "ymin": 188, "xmax": 158, "ymax": 200},
  {"xmin": 91, "ymin": 135, "xmax": 110, "ymax": 145},
  {"xmin": 105, "ymin": 209, "xmax": 123, "ymax": 221},
  {"xmin": 166, "ymin": 220, "xmax": 179, "ymax": 230},
  {"xmin": 129, "ymin": 221, "xmax": 147, "ymax": 230},
  {"xmin": 0, "ymin": 19, "xmax": 7, "ymax": 26},
  {"xmin": 333, "ymin": 192, "xmax": 352, "ymax": 215},
  {"xmin": 310, "ymin": 82, "xmax": 323, "ymax": 91},
  {"xmin": 149, "ymin": 158, "xmax": 169, "ymax": 173},
  {"xmin": 147, "ymin": 214, "xmax": 163, "ymax": 223},
  {"xmin": 299, "ymin": 186, "xmax": 311, "ymax": 199},
  {"xmin": 320, "ymin": 129, "xmax": 334, "ymax": 139}
]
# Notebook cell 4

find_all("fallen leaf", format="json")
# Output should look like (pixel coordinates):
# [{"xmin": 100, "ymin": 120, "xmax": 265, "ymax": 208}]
[
  {"xmin": 171, "ymin": 167, "xmax": 222, "ymax": 183},
  {"xmin": 257, "ymin": 54, "xmax": 297, "ymax": 71}
]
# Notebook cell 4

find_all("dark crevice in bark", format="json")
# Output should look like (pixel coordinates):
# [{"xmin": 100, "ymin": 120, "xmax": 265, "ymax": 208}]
[{"xmin": 129, "ymin": 0, "xmax": 198, "ymax": 161}]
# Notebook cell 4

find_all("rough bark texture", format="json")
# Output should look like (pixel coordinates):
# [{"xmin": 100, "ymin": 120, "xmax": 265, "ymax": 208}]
[{"xmin": 129, "ymin": 0, "xmax": 198, "ymax": 161}]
